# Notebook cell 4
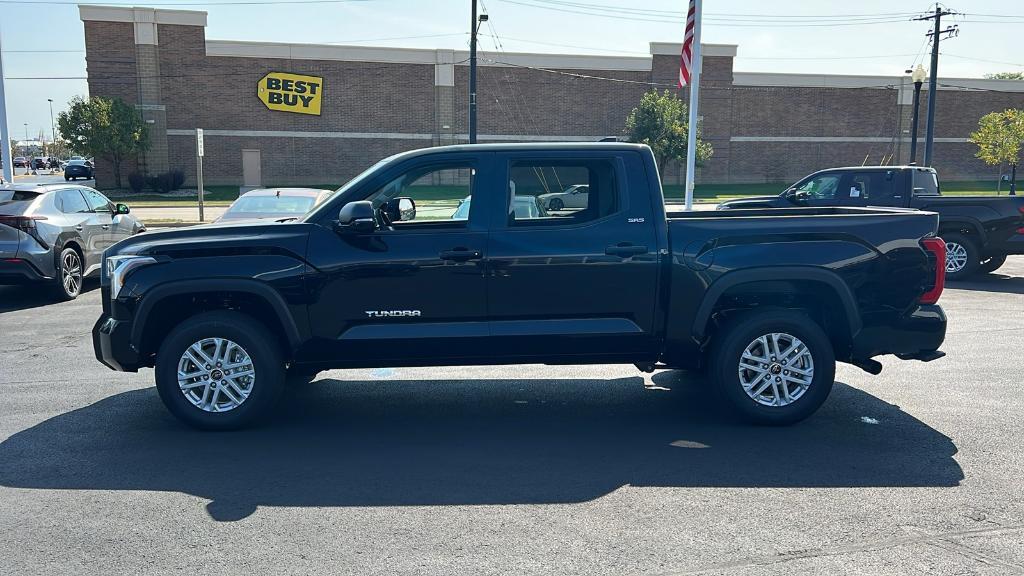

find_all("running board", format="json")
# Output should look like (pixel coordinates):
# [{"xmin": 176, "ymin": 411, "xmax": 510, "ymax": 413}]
[{"xmin": 896, "ymin": 350, "xmax": 946, "ymax": 362}]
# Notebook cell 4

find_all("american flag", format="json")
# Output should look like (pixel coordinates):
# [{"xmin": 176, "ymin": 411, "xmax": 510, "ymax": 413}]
[{"xmin": 678, "ymin": 0, "xmax": 697, "ymax": 87}]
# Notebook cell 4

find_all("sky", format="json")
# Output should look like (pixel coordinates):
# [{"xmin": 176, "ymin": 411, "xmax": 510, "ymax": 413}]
[{"xmin": 1, "ymin": 0, "xmax": 1023, "ymax": 143}]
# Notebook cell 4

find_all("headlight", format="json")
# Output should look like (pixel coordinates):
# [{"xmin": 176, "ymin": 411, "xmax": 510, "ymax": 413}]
[{"xmin": 104, "ymin": 255, "xmax": 158, "ymax": 299}]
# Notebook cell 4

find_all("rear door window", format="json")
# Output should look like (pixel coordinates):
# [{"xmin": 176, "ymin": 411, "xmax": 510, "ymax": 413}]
[
  {"xmin": 846, "ymin": 171, "xmax": 897, "ymax": 204},
  {"xmin": 57, "ymin": 189, "xmax": 90, "ymax": 214},
  {"xmin": 913, "ymin": 170, "xmax": 940, "ymax": 196}
]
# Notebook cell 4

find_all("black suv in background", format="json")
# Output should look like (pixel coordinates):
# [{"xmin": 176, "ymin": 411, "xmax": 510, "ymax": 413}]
[
  {"xmin": 717, "ymin": 166, "xmax": 1024, "ymax": 280},
  {"xmin": 94, "ymin": 144, "xmax": 947, "ymax": 430}
]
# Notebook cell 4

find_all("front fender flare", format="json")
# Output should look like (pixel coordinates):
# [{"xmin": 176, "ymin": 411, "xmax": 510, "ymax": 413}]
[{"xmin": 129, "ymin": 278, "xmax": 303, "ymax": 352}]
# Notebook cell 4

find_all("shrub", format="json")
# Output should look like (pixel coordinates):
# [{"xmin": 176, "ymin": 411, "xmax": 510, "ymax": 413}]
[
  {"xmin": 143, "ymin": 170, "xmax": 185, "ymax": 194},
  {"xmin": 127, "ymin": 171, "xmax": 145, "ymax": 194}
]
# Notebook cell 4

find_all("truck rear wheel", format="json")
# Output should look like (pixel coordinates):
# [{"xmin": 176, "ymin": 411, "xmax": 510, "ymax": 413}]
[
  {"xmin": 978, "ymin": 254, "xmax": 1007, "ymax": 275},
  {"xmin": 155, "ymin": 311, "xmax": 285, "ymax": 430},
  {"xmin": 710, "ymin": 309, "xmax": 835, "ymax": 425},
  {"xmin": 943, "ymin": 233, "xmax": 980, "ymax": 280}
]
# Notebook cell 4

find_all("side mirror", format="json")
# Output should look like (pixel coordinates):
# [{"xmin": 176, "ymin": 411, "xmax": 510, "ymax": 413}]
[
  {"xmin": 115, "ymin": 203, "xmax": 130, "ymax": 215},
  {"xmin": 335, "ymin": 200, "xmax": 376, "ymax": 234},
  {"xmin": 382, "ymin": 197, "xmax": 417, "ymax": 222}
]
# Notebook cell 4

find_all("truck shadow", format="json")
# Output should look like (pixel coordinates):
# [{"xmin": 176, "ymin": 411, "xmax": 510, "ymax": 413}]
[
  {"xmin": 948, "ymin": 274, "xmax": 1024, "ymax": 295},
  {"xmin": 0, "ymin": 371, "xmax": 962, "ymax": 521}
]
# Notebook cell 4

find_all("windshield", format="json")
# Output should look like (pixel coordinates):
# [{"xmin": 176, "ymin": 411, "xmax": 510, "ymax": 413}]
[{"xmin": 227, "ymin": 194, "xmax": 316, "ymax": 215}]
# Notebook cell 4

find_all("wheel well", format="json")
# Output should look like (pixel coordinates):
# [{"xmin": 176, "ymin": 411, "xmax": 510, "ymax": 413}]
[
  {"xmin": 704, "ymin": 280, "xmax": 854, "ymax": 359},
  {"xmin": 138, "ymin": 291, "xmax": 291, "ymax": 366}
]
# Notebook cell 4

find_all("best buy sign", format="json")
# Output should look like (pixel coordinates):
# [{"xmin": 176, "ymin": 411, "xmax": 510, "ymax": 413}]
[{"xmin": 257, "ymin": 72, "xmax": 323, "ymax": 116}]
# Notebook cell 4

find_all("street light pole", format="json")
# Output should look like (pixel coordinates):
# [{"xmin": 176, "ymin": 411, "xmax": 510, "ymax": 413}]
[
  {"xmin": 909, "ymin": 64, "xmax": 926, "ymax": 164},
  {"xmin": 469, "ymin": 0, "xmax": 478, "ymax": 144},
  {"xmin": 47, "ymin": 98, "xmax": 55, "ymax": 151}
]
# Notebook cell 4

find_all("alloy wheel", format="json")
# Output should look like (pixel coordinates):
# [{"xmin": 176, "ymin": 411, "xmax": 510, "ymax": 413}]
[
  {"xmin": 945, "ymin": 241, "xmax": 968, "ymax": 273},
  {"xmin": 737, "ymin": 332, "xmax": 815, "ymax": 407},
  {"xmin": 61, "ymin": 250, "xmax": 82, "ymax": 297},
  {"xmin": 177, "ymin": 337, "xmax": 256, "ymax": 412}
]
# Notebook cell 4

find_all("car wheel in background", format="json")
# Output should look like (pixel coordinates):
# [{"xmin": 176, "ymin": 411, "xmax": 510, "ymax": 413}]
[
  {"xmin": 943, "ymin": 233, "xmax": 980, "ymax": 281},
  {"xmin": 52, "ymin": 246, "xmax": 83, "ymax": 301},
  {"xmin": 154, "ymin": 311, "xmax": 286, "ymax": 430},
  {"xmin": 978, "ymin": 254, "xmax": 1007, "ymax": 275},
  {"xmin": 549, "ymin": 198, "xmax": 564, "ymax": 211},
  {"xmin": 710, "ymin": 309, "xmax": 836, "ymax": 426}
]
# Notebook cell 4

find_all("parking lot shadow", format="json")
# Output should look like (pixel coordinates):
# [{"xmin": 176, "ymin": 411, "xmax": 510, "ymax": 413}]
[
  {"xmin": 948, "ymin": 274, "xmax": 1024, "ymax": 295},
  {"xmin": 0, "ymin": 281, "xmax": 99, "ymax": 313},
  {"xmin": 0, "ymin": 371, "xmax": 963, "ymax": 521}
]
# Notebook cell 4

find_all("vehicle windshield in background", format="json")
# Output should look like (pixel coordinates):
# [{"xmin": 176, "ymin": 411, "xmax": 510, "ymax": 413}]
[
  {"xmin": 0, "ymin": 191, "xmax": 42, "ymax": 205},
  {"xmin": 226, "ymin": 194, "xmax": 317, "ymax": 215}
]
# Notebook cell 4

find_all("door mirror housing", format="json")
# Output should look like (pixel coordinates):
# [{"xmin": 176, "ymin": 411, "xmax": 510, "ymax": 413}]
[
  {"xmin": 115, "ymin": 203, "xmax": 130, "ymax": 215},
  {"xmin": 335, "ymin": 201, "xmax": 377, "ymax": 234},
  {"xmin": 382, "ymin": 197, "xmax": 416, "ymax": 222}
]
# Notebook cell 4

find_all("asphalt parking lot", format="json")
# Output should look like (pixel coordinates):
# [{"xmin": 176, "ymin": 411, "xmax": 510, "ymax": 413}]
[{"xmin": 1, "ymin": 258, "xmax": 1023, "ymax": 575}]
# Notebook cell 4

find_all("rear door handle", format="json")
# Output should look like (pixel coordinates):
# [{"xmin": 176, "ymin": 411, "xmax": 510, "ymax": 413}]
[
  {"xmin": 606, "ymin": 243, "xmax": 648, "ymax": 257},
  {"xmin": 439, "ymin": 248, "xmax": 483, "ymax": 262},
  {"xmin": 101, "ymin": 225, "xmax": 110, "ymax": 230},
  {"xmin": 75, "ymin": 225, "xmax": 83, "ymax": 232}
]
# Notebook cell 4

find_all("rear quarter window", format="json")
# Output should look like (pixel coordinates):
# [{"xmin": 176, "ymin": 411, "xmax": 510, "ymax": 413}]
[{"xmin": 913, "ymin": 171, "xmax": 940, "ymax": 196}]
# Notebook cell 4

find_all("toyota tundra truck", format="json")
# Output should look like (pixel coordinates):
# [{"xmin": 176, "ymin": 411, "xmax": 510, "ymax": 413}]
[{"xmin": 93, "ymin": 143, "xmax": 947, "ymax": 429}]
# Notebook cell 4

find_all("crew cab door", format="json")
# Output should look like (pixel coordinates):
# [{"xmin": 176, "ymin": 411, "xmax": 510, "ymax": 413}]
[
  {"xmin": 303, "ymin": 152, "xmax": 495, "ymax": 364},
  {"xmin": 483, "ymin": 151, "xmax": 661, "ymax": 360}
]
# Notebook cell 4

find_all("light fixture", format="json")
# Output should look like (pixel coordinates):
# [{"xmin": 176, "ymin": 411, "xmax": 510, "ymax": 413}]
[{"xmin": 911, "ymin": 64, "xmax": 927, "ymax": 84}]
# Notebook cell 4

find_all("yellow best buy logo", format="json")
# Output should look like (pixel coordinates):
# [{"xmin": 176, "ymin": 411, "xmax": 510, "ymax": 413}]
[{"xmin": 257, "ymin": 72, "xmax": 323, "ymax": 116}]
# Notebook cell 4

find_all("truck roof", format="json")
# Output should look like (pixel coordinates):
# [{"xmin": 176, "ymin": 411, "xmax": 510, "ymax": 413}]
[
  {"xmin": 384, "ymin": 142, "xmax": 650, "ymax": 161},
  {"xmin": 818, "ymin": 165, "xmax": 936, "ymax": 172}
]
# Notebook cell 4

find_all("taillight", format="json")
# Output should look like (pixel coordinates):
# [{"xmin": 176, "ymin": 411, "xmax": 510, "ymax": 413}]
[
  {"xmin": 0, "ymin": 216, "xmax": 49, "ymax": 249},
  {"xmin": 919, "ymin": 237, "xmax": 946, "ymax": 305}
]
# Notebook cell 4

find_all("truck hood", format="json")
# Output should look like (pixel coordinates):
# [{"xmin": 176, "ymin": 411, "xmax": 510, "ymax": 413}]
[
  {"xmin": 716, "ymin": 195, "xmax": 791, "ymax": 210},
  {"xmin": 106, "ymin": 219, "xmax": 314, "ymax": 258}
]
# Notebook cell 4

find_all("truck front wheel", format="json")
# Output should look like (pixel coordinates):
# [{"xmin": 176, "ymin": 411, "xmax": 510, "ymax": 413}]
[
  {"xmin": 710, "ymin": 309, "xmax": 836, "ymax": 425},
  {"xmin": 154, "ymin": 311, "xmax": 286, "ymax": 430}
]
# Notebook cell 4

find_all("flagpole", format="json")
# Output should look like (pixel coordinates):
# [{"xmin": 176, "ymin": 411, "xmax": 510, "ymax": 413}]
[{"xmin": 683, "ymin": 0, "xmax": 702, "ymax": 211}]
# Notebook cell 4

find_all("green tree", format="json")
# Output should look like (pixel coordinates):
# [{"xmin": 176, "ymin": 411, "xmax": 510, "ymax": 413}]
[
  {"xmin": 57, "ymin": 96, "xmax": 149, "ymax": 188},
  {"xmin": 969, "ymin": 108, "xmax": 1024, "ymax": 195},
  {"xmin": 984, "ymin": 72, "xmax": 1024, "ymax": 80},
  {"xmin": 623, "ymin": 89, "xmax": 713, "ymax": 179}
]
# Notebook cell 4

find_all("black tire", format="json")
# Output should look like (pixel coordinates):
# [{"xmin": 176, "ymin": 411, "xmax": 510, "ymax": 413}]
[
  {"xmin": 549, "ymin": 198, "xmax": 564, "ymax": 211},
  {"xmin": 710, "ymin": 309, "xmax": 836, "ymax": 425},
  {"xmin": 286, "ymin": 366, "xmax": 321, "ymax": 385},
  {"xmin": 64, "ymin": 176, "xmax": 70, "ymax": 181},
  {"xmin": 978, "ymin": 254, "xmax": 1007, "ymax": 275},
  {"xmin": 51, "ymin": 246, "xmax": 83, "ymax": 301},
  {"xmin": 943, "ymin": 233, "xmax": 980, "ymax": 281},
  {"xmin": 155, "ymin": 311, "xmax": 286, "ymax": 430}
]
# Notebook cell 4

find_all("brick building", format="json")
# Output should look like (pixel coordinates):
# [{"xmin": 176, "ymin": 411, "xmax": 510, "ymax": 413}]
[{"xmin": 80, "ymin": 5, "xmax": 1024, "ymax": 190}]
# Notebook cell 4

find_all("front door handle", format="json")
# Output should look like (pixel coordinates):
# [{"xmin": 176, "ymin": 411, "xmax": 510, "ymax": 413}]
[
  {"xmin": 605, "ymin": 243, "xmax": 648, "ymax": 257},
  {"xmin": 75, "ymin": 225, "xmax": 83, "ymax": 232},
  {"xmin": 439, "ymin": 248, "xmax": 483, "ymax": 262},
  {"xmin": 101, "ymin": 224, "xmax": 110, "ymax": 230}
]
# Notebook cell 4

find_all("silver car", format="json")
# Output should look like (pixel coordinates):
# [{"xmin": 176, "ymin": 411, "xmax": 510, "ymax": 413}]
[{"xmin": 0, "ymin": 184, "xmax": 145, "ymax": 300}]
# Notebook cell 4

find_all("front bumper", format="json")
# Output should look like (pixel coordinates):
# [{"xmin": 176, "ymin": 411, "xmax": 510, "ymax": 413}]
[
  {"xmin": 93, "ymin": 312, "xmax": 141, "ymax": 372},
  {"xmin": 851, "ymin": 304, "xmax": 946, "ymax": 361}
]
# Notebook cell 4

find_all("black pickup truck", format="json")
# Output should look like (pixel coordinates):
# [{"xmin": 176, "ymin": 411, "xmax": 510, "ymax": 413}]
[
  {"xmin": 716, "ymin": 166, "xmax": 1024, "ymax": 280},
  {"xmin": 94, "ymin": 143, "xmax": 947, "ymax": 429}
]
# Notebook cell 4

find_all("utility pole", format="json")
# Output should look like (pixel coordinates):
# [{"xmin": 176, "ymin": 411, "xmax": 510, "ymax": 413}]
[
  {"xmin": 915, "ymin": 5, "xmax": 958, "ymax": 167},
  {"xmin": 47, "ymin": 98, "xmax": 55, "ymax": 151},
  {"xmin": 469, "ymin": 0, "xmax": 479, "ymax": 144},
  {"xmin": 0, "ymin": 28, "xmax": 13, "ymax": 184}
]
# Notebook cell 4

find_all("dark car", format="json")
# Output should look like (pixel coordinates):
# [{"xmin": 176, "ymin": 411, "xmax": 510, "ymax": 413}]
[
  {"xmin": 93, "ymin": 143, "xmax": 946, "ymax": 430},
  {"xmin": 716, "ymin": 166, "xmax": 1024, "ymax": 280},
  {"xmin": 214, "ymin": 188, "xmax": 331, "ymax": 223},
  {"xmin": 32, "ymin": 158, "xmax": 48, "ymax": 170},
  {"xmin": 64, "ymin": 159, "xmax": 94, "ymax": 181},
  {"xmin": 13, "ymin": 157, "xmax": 27, "ymax": 168},
  {"xmin": 1, "ymin": 183, "xmax": 145, "ymax": 300}
]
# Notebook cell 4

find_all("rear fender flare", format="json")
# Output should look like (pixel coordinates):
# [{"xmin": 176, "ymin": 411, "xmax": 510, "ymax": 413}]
[{"xmin": 690, "ymin": 266, "xmax": 863, "ymax": 342}]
